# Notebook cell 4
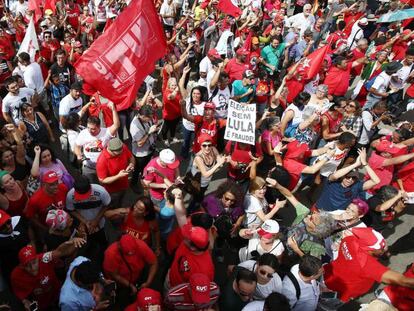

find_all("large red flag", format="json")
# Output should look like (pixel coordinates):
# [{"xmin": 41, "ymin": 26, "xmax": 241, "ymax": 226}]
[
  {"xmin": 298, "ymin": 45, "xmax": 329, "ymax": 80},
  {"xmin": 28, "ymin": 0, "xmax": 42, "ymax": 23},
  {"xmin": 44, "ymin": 0, "xmax": 57, "ymax": 14},
  {"xmin": 74, "ymin": 0, "xmax": 167, "ymax": 111},
  {"xmin": 217, "ymin": 0, "xmax": 242, "ymax": 17}
]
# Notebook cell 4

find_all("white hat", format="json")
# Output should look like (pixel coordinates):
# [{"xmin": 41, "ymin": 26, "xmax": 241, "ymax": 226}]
[
  {"xmin": 257, "ymin": 220, "xmax": 280, "ymax": 237},
  {"xmin": 40, "ymin": 20, "xmax": 48, "ymax": 27},
  {"xmin": 159, "ymin": 149, "xmax": 179, "ymax": 169},
  {"xmin": 358, "ymin": 18, "xmax": 368, "ymax": 26}
]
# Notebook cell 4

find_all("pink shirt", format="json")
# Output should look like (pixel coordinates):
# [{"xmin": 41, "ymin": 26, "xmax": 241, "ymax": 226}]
[
  {"xmin": 143, "ymin": 158, "xmax": 177, "ymax": 200},
  {"xmin": 261, "ymin": 130, "xmax": 281, "ymax": 153}
]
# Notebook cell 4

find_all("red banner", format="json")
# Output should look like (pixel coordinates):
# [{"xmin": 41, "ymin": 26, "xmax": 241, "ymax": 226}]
[
  {"xmin": 74, "ymin": 0, "xmax": 167, "ymax": 111},
  {"xmin": 299, "ymin": 45, "xmax": 329, "ymax": 80},
  {"xmin": 217, "ymin": 0, "xmax": 242, "ymax": 17},
  {"xmin": 28, "ymin": 0, "xmax": 42, "ymax": 23}
]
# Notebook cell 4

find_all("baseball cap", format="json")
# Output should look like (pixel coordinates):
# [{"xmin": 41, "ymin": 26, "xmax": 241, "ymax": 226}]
[
  {"xmin": 108, "ymin": 137, "xmax": 123, "ymax": 152},
  {"xmin": 358, "ymin": 18, "xmax": 368, "ymax": 26},
  {"xmin": 257, "ymin": 219, "xmax": 280, "ymax": 238},
  {"xmin": 74, "ymin": 176, "xmax": 92, "ymax": 201},
  {"xmin": 137, "ymin": 288, "xmax": 161, "ymax": 309},
  {"xmin": 0, "ymin": 209, "xmax": 11, "ymax": 227},
  {"xmin": 236, "ymin": 48, "xmax": 249, "ymax": 55},
  {"xmin": 189, "ymin": 273, "xmax": 211, "ymax": 304},
  {"xmin": 243, "ymin": 69, "xmax": 255, "ymax": 79},
  {"xmin": 204, "ymin": 102, "xmax": 216, "ymax": 110},
  {"xmin": 375, "ymin": 140, "xmax": 402, "ymax": 156},
  {"xmin": 18, "ymin": 245, "xmax": 37, "ymax": 265},
  {"xmin": 119, "ymin": 234, "xmax": 137, "ymax": 255},
  {"xmin": 181, "ymin": 224, "xmax": 209, "ymax": 250},
  {"xmin": 46, "ymin": 209, "xmax": 69, "ymax": 231},
  {"xmin": 198, "ymin": 133, "xmax": 213, "ymax": 145},
  {"xmin": 207, "ymin": 48, "xmax": 221, "ymax": 59},
  {"xmin": 352, "ymin": 227, "xmax": 386, "ymax": 251},
  {"xmin": 42, "ymin": 171, "xmax": 59, "ymax": 183},
  {"xmin": 159, "ymin": 149, "xmax": 180, "ymax": 169}
]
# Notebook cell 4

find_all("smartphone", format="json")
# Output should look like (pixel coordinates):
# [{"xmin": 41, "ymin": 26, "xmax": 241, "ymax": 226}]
[
  {"xmin": 321, "ymin": 291, "xmax": 337, "ymax": 299},
  {"xmin": 29, "ymin": 302, "xmax": 38, "ymax": 311}
]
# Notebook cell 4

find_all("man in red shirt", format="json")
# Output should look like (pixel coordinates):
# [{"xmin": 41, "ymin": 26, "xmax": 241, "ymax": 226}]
[
  {"xmin": 324, "ymin": 227, "xmax": 414, "ymax": 302},
  {"xmin": 225, "ymin": 48, "xmax": 250, "ymax": 83},
  {"xmin": 181, "ymin": 101, "xmax": 226, "ymax": 153},
  {"xmin": 103, "ymin": 234, "xmax": 157, "ymax": 306},
  {"xmin": 350, "ymin": 38, "xmax": 368, "ymax": 76},
  {"xmin": 12, "ymin": 241, "xmax": 85, "ymax": 310},
  {"xmin": 96, "ymin": 137, "xmax": 135, "ymax": 207},
  {"xmin": 165, "ymin": 273, "xmax": 220, "ymax": 310},
  {"xmin": 25, "ymin": 171, "xmax": 68, "ymax": 233},
  {"xmin": 168, "ymin": 224, "xmax": 214, "ymax": 289}
]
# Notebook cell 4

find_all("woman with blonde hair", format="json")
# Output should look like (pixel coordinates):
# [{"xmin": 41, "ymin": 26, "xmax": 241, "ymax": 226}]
[{"xmin": 243, "ymin": 177, "xmax": 283, "ymax": 228}]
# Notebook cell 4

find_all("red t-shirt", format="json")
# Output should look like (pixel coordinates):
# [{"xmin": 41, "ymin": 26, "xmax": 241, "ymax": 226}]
[
  {"xmin": 96, "ymin": 144, "xmax": 132, "ymax": 193},
  {"xmin": 394, "ymin": 161, "xmax": 414, "ymax": 192},
  {"xmin": 66, "ymin": 5, "xmax": 81, "ymax": 29},
  {"xmin": 193, "ymin": 116, "xmax": 226, "ymax": 153},
  {"xmin": 25, "ymin": 184, "xmax": 68, "ymax": 225},
  {"xmin": 162, "ymin": 89, "xmax": 182, "ymax": 120},
  {"xmin": 165, "ymin": 282, "xmax": 220, "ymax": 310},
  {"xmin": 285, "ymin": 76, "xmax": 306, "ymax": 103},
  {"xmin": 392, "ymin": 40, "xmax": 408, "ymax": 61},
  {"xmin": 169, "ymin": 242, "xmax": 214, "ymax": 288},
  {"xmin": 225, "ymin": 141, "xmax": 263, "ymax": 180},
  {"xmin": 121, "ymin": 211, "xmax": 157, "ymax": 245},
  {"xmin": 166, "ymin": 226, "xmax": 184, "ymax": 255},
  {"xmin": 383, "ymin": 264, "xmax": 414, "ymax": 311},
  {"xmin": 351, "ymin": 48, "xmax": 366, "ymax": 76},
  {"xmin": 325, "ymin": 63, "xmax": 352, "ymax": 96},
  {"xmin": 11, "ymin": 252, "xmax": 60, "ymax": 309},
  {"xmin": 283, "ymin": 158, "xmax": 307, "ymax": 190},
  {"xmin": 225, "ymin": 58, "xmax": 250, "ymax": 83},
  {"xmin": 143, "ymin": 158, "xmax": 177, "ymax": 200},
  {"xmin": 103, "ymin": 239, "xmax": 156, "ymax": 284},
  {"xmin": 365, "ymin": 152, "xmax": 393, "ymax": 194},
  {"xmin": 324, "ymin": 236, "xmax": 389, "ymax": 302}
]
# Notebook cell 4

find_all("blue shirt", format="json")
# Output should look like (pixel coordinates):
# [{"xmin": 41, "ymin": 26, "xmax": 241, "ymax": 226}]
[
  {"xmin": 59, "ymin": 256, "xmax": 96, "ymax": 311},
  {"xmin": 316, "ymin": 180, "xmax": 365, "ymax": 211},
  {"xmin": 158, "ymin": 200, "xmax": 176, "ymax": 239},
  {"xmin": 50, "ymin": 83, "xmax": 69, "ymax": 108}
]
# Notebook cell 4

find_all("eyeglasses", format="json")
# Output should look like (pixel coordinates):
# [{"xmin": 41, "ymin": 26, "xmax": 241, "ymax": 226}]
[
  {"xmin": 223, "ymin": 196, "xmax": 236, "ymax": 203},
  {"xmin": 259, "ymin": 270, "xmax": 273, "ymax": 279},
  {"xmin": 344, "ymin": 175, "xmax": 357, "ymax": 180},
  {"xmin": 201, "ymin": 143, "xmax": 212, "ymax": 148}
]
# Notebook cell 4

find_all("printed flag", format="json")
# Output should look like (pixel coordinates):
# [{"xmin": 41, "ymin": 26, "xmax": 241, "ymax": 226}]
[
  {"xmin": 298, "ymin": 44, "xmax": 329, "ymax": 80},
  {"xmin": 74, "ymin": 0, "xmax": 167, "ymax": 111},
  {"xmin": 217, "ymin": 0, "xmax": 242, "ymax": 17},
  {"xmin": 17, "ymin": 17, "xmax": 39, "ymax": 61}
]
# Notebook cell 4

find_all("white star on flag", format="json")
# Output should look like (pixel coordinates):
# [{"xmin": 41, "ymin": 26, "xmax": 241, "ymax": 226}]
[{"xmin": 302, "ymin": 58, "xmax": 311, "ymax": 68}]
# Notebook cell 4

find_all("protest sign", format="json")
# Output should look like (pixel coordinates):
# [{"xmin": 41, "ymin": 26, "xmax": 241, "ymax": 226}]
[{"xmin": 224, "ymin": 99, "xmax": 256, "ymax": 145}]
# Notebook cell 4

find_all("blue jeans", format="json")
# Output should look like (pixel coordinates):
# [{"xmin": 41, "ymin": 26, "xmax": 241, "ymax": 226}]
[{"xmin": 180, "ymin": 127, "xmax": 195, "ymax": 159}]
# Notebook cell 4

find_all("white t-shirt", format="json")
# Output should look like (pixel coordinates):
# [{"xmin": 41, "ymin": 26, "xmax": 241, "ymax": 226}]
[
  {"xmin": 238, "ymin": 260, "xmax": 283, "ymax": 300},
  {"xmin": 239, "ymin": 232, "xmax": 285, "ymax": 262},
  {"xmin": 22, "ymin": 62, "xmax": 44, "ymax": 93},
  {"xmin": 2, "ymin": 87, "xmax": 35, "ymax": 124},
  {"xmin": 59, "ymin": 94, "xmax": 83, "ymax": 117},
  {"xmin": 129, "ymin": 116, "xmax": 157, "ymax": 157},
  {"xmin": 182, "ymin": 99, "xmax": 205, "ymax": 131},
  {"xmin": 319, "ymin": 145, "xmax": 348, "ymax": 177},
  {"xmin": 244, "ymin": 194, "xmax": 267, "ymax": 228},
  {"xmin": 241, "ymin": 301, "xmax": 264, "ymax": 311},
  {"xmin": 75, "ymin": 127, "xmax": 113, "ymax": 167},
  {"xmin": 160, "ymin": 2, "xmax": 175, "ymax": 26},
  {"xmin": 282, "ymin": 264, "xmax": 320, "ymax": 311},
  {"xmin": 370, "ymin": 71, "xmax": 391, "ymax": 95},
  {"xmin": 66, "ymin": 184, "xmax": 111, "ymax": 229}
]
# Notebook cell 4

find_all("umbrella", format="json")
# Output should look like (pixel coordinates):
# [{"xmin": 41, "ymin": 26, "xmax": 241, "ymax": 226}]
[{"xmin": 377, "ymin": 8, "xmax": 414, "ymax": 23}]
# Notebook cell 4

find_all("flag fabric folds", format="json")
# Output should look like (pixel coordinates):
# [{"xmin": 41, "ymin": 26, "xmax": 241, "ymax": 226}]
[
  {"xmin": 298, "ymin": 45, "xmax": 329, "ymax": 80},
  {"xmin": 217, "ymin": 0, "xmax": 242, "ymax": 17},
  {"xmin": 74, "ymin": 0, "xmax": 167, "ymax": 111},
  {"xmin": 17, "ymin": 17, "xmax": 39, "ymax": 61}
]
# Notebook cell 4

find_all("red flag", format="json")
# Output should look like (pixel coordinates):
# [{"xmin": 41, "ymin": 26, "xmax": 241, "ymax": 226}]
[
  {"xmin": 44, "ymin": 0, "xmax": 57, "ymax": 14},
  {"xmin": 298, "ymin": 45, "xmax": 329, "ymax": 80},
  {"xmin": 242, "ymin": 32, "xmax": 252, "ymax": 51},
  {"xmin": 28, "ymin": 0, "xmax": 42, "ymax": 23},
  {"xmin": 75, "ymin": 0, "xmax": 167, "ymax": 111},
  {"xmin": 217, "ymin": 0, "xmax": 242, "ymax": 17}
]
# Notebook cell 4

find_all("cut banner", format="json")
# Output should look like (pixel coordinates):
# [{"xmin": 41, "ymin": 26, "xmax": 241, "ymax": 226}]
[
  {"xmin": 224, "ymin": 100, "xmax": 256, "ymax": 145},
  {"xmin": 75, "ymin": 0, "xmax": 167, "ymax": 111}
]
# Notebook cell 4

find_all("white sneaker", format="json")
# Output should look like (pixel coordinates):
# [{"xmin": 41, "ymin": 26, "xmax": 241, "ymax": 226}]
[
  {"xmin": 172, "ymin": 137, "xmax": 183, "ymax": 144},
  {"xmin": 164, "ymin": 140, "xmax": 170, "ymax": 147}
]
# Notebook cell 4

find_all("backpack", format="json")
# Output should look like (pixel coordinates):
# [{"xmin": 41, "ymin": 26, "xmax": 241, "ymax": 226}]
[{"xmin": 285, "ymin": 271, "xmax": 301, "ymax": 307}]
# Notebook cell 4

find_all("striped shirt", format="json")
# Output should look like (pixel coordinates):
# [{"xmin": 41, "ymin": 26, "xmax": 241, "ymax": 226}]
[{"xmin": 165, "ymin": 282, "xmax": 220, "ymax": 310}]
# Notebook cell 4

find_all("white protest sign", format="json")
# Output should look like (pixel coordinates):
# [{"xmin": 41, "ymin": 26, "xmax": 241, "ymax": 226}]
[{"xmin": 224, "ymin": 99, "xmax": 256, "ymax": 145}]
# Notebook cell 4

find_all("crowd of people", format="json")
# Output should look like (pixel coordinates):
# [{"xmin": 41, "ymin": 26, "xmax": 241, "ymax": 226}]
[{"xmin": 1, "ymin": 0, "xmax": 414, "ymax": 310}]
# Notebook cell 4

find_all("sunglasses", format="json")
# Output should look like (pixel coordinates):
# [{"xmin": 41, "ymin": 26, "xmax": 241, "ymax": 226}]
[
  {"xmin": 201, "ymin": 143, "xmax": 212, "ymax": 148},
  {"xmin": 259, "ymin": 270, "xmax": 273, "ymax": 279},
  {"xmin": 344, "ymin": 175, "xmax": 357, "ymax": 180}
]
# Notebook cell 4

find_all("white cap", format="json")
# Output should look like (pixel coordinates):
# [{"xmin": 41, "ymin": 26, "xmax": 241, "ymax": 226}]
[
  {"xmin": 257, "ymin": 220, "xmax": 280, "ymax": 237},
  {"xmin": 159, "ymin": 149, "xmax": 179, "ymax": 169},
  {"xmin": 358, "ymin": 18, "xmax": 368, "ymax": 25}
]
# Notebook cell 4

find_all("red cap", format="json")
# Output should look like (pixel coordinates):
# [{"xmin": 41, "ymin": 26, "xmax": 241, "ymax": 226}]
[
  {"xmin": 198, "ymin": 133, "xmax": 213, "ymax": 145},
  {"xmin": 74, "ymin": 188, "xmax": 92, "ymax": 201},
  {"xmin": 352, "ymin": 227, "xmax": 386, "ymax": 251},
  {"xmin": 0, "ymin": 209, "xmax": 11, "ymax": 227},
  {"xmin": 236, "ymin": 48, "xmax": 249, "ymax": 55},
  {"xmin": 375, "ymin": 140, "xmax": 402, "ymax": 156},
  {"xmin": 204, "ymin": 102, "xmax": 216, "ymax": 110},
  {"xmin": 208, "ymin": 48, "xmax": 220, "ymax": 59},
  {"xmin": 181, "ymin": 224, "xmax": 209, "ymax": 249},
  {"xmin": 42, "ymin": 171, "xmax": 59, "ymax": 183},
  {"xmin": 18, "ymin": 245, "xmax": 37, "ymax": 265},
  {"xmin": 137, "ymin": 288, "xmax": 161, "ymax": 309},
  {"xmin": 119, "ymin": 234, "xmax": 137, "ymax": 255},
  {"xmin": 189, "ymin": 273, "xmax": 211, "ymax": 304}
]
